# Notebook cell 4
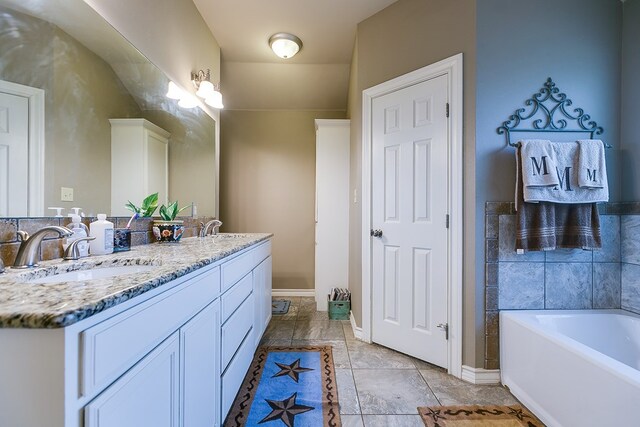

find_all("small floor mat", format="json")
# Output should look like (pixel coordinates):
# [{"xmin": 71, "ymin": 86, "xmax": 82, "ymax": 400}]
[
  {"xmin": 418, "ymin": 404, "xmax": 545, "ymax": 426},
  {"xmin": 224, "ymin": 346, "xmax": 341, "ymax": 427},
  {"xmin": 272, "ymin": 299, "xmax": 291, "ymax": 315}
]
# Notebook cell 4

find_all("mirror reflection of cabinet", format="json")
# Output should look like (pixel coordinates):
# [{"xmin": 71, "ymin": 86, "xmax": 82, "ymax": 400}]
[{"xmin": 110, "ymin": 119, "xmax": 169, "ymax": 216}]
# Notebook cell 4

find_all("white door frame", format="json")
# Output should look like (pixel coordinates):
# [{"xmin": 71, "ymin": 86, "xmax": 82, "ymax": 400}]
[
  {"xmin": 361, "ymin": 53, "xmax": 463, "ymax": 378},
  {"xmin": 0, "ymin": 80, "xmax": 45, "ymax": 216}
]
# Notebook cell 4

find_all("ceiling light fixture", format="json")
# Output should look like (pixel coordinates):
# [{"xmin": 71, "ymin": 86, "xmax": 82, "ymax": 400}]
[
  {"xmin": 192, "ymin": 69, "xmax": 224, "ymax": 109},
  {"xmin": 269, "ymin": 33, "xmax": 302, "ymax": 59}
]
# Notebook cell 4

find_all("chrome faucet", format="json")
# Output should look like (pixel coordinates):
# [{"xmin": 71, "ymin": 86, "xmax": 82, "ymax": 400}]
[
  {"xmin": 199, "ymin": 220, "xmax": 223, "ymax": 237},
  {"xmin": 12, "ymin": 226, "xmax": 74, "ymax": 268},
  {"xmin": 63, "ymin": 236, "xmax": 96, "ymax": 261}
]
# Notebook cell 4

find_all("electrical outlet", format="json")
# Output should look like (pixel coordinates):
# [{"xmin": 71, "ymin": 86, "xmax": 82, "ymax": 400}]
[{"xmin": 61, "ymin": 187, "xmax": 74, "ymax": 202}]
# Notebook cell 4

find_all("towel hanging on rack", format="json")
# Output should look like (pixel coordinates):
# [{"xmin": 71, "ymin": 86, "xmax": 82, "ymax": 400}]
[
  {"xmin": 518, "ymin": 141, "xmax": 609, "ymax": 204},
  {"xmin": 515, "ymin": 146, "xmax": 601, "ymax": 251}
]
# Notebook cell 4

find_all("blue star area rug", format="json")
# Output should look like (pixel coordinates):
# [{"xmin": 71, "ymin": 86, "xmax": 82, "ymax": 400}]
[{"xmin": 224, "ymin": 346, "xmax": 341, "ymax": 427}]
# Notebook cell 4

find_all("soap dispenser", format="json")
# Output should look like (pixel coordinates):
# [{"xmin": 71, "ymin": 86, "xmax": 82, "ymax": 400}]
[
  {"xmin": 64, "ymin": 214, "xmax": 90, "ymax": 258},
  {"xmin": 89, "ymin": 214, "xmax": 114, "ymax": 255}
]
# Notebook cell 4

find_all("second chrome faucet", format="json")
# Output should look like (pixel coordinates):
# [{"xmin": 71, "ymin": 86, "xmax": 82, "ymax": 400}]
[{"xmin": 199, "ymin": 220, "xmax": 223, "ymax": 238}]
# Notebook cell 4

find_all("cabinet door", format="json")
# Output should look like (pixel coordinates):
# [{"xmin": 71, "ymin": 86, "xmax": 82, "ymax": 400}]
[
  {"xmin": 253, "ymin": 256, "xmax": 273, "ymax": 345},
  {"xmin": 262, "ymin": 256, "xmax": 272, "ymax": 329},
  {"xmin": 85, "ymin": 332, "xmax": 180, "ymax": 427},
  {"xmin": 181, "ymin": 300, "xmax": 220, "ymax": 427}
]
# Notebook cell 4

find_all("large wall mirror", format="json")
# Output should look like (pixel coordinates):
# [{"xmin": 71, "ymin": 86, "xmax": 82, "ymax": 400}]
[{"xmin": 0, "ymin": 0, "xmax": 217, "ymax": 218}]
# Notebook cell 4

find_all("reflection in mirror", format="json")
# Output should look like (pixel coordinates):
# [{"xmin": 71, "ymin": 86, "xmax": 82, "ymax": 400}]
[{"xmin": 0, "ymin": 0, "xmax": 217, "ymax": 217}]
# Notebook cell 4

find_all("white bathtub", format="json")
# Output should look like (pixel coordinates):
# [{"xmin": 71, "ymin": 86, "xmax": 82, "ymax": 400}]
[{"xmin": 500, "ymin": 310, "xmax": 640, "ymax": 427}]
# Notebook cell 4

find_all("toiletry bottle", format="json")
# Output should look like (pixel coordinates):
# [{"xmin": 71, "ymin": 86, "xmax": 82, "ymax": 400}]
[
  {"xmin": 89, "ymin": 214, "xmax": 114, "ymax": 255},
  {"xmin": 63, "ymin": 214, "xmax": 90, "ymax": 257}
]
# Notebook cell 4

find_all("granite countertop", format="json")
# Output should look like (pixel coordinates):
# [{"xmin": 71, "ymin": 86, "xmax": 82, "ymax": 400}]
[{"xmin": 0, "ymin": 233, "xmax": 272, "ymax": 329}]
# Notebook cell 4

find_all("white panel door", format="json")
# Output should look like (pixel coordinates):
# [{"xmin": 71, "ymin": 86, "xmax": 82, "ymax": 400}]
[
  {"xmin": 371, "ymin": 74, "xmax": 449, "ymax": 368},
  {"xmin": 0, "ymin": 92, "xmax": 29, "ymax": 217}
]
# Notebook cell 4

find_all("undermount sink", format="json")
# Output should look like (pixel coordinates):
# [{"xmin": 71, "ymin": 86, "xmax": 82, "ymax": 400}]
[{"xmin": 28, "ymin": 265, "xmax": 157, "ymax": 284}]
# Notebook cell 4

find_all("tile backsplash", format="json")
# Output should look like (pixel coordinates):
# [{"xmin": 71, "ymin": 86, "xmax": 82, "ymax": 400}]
[
  {"xmin": 484, "ymin": 202, "xmax": 640, "ymax": 370},
  {"xmin": 0, "ymin": 215, "xmax": 216, "ymax": 267}
]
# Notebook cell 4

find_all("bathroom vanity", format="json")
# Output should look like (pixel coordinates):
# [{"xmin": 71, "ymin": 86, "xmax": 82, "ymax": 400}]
[{"xmin": 0, "ymin": 234, "xmax": 272, "ymax": 427}]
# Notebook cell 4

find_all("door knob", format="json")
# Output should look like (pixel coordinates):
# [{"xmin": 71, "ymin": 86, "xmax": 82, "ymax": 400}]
[{"xmin": 370, "ymin": 229, "xmax": 383, "ymax": 238}]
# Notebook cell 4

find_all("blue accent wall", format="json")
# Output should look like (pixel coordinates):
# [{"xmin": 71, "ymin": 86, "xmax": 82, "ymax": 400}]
[
  {"xmin": 621, "ymin": 0, "xmax": 640, "ymax": 200},
  {"xmin": 475, "ymin": 0, "xmax": 623, "ymax": 364}
]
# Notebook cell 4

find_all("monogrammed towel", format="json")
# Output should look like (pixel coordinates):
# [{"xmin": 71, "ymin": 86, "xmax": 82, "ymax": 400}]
[
  {"xmin": 516, "ymin": 146, "xmax": 601, "ymax": 251},
  {"xmin": 577, "ymin": 139, "xmax": 607, "ymax": 189},
  {"xmin": 520, "ymin": 140, "xmax": 559, "ymax": 187},
  {"xmin": 521, "ymin": 142, "xmax": 608, "ymax": 203}
]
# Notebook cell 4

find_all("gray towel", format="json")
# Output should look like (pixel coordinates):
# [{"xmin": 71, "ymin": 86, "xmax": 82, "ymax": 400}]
[
  {"xmin": 577, "ymin": 139, "xmax": 607, "ymax": 188},
  {"xmin": 520, "ymin": 139, "xmax": 559, "ymax": 186},
  {"xmin": 516, "ymin": 146, "xmax": 601, "ymax": 251},
  {"xmin": 522, "ymin": 142, "xmax": 609, "ymax": 203}
]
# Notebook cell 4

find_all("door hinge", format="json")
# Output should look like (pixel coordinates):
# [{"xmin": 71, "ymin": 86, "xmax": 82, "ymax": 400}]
[
  {"xmin": 446, "ymin": 102, "xmax": 450, "ymax": 118},
  {"xmin": 437, "ymin": 323, "xmax": 449, "ymax": 340},
  {"xmin": 446, "ymin": 214, "xmax": 450, "ymax": 229}
]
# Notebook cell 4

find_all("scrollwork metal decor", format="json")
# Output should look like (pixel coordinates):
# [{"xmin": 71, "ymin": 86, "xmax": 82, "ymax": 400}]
[{"xmin": 497, "ymin": 78, "xmax": 609, "ymax": 148}]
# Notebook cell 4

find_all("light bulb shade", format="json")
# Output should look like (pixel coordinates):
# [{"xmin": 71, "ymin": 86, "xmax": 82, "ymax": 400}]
[
  {"xmin": 195, "ymin": 80, "xmax": 215, "ymax": 99},
  {"xmin": 178, "ymin": 94, "xmax": 199, "ymax": 109},
  {"xmin": 166, "ymin": 81, "xmax": 183, "ymax": 99},
  {"xmin": 205, "ymin": 90, "xmax": 224, "ymax": 109},
  {"xmin": 269, "ymin": 33, "xmax": 302, "ymax": 59}
]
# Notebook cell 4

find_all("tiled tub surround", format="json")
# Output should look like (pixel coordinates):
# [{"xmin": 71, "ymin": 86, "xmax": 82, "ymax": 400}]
[
  {"xmin": 484, "ymin": 202, "xmax": 640, "ymax": 369},
  {"xmin": 0, "ymin": 232, "xmax": 271, "ymax": 328},
  {"xmin": 0, "ymin": 215, "xmax": 216, "ymax": 267}
]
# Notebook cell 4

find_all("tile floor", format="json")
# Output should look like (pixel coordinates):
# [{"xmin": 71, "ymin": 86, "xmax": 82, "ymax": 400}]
[{"xmin": 263, "ymin": 297, "xmax": 518, "ymax": 427}]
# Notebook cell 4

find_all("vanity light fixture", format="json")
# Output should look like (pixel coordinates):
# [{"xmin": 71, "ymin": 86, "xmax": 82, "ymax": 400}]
[
  {"xmin": 165, "ymin": 81, "xmax": 184, "ymax": 100},
  {"xmin": 192, "ymin": 69, "xmax": 224, "ymax": 109},
  {"xmin": 177, "ymin": 93, "xmax": 199, "ymax": 109},
  {"xmin": 269, "ymin": 33, "xmax": 302, "ymax": 59},
  {"xmin": 166, "ymin": 81, "xmax": 198, "ymax": 108}
]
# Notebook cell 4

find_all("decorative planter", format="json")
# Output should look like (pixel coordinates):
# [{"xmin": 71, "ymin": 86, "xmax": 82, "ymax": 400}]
[{"xmin": 153, "ymin": 220, "xmax": 185, "ymax": 243}]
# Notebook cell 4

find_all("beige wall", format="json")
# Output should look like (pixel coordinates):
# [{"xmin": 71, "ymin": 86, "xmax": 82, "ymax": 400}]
[
  {"xmin": 220, "ymin": 110, "xmax": 345, "ymax": 290},
  {"xmin": 347, "ymin": 0, "xmax": 479, "ymax": 365}
]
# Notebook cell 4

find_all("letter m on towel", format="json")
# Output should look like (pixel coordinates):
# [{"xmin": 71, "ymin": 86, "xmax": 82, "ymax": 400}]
[
  {"xmin": 587, "ymin": 169, "xmax": 598, "ymax": 182},
  {"xmin": 530, "ymin": 156, "xmax": 550, "ymax": 176},
  {"xmin": 555, "ymin": 166, "xmax": 573, "ymax": 191}
]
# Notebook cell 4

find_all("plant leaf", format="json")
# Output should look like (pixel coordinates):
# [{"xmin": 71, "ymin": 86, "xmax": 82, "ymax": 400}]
[
  {"xmin": 140, "ymin": 192, "xmax": 159, "ymax": 217},
  {"xmin": 159, "ymin": 205, "xmax": 169, "ymax": 221},
  {"xmin": 125, "ymin": 201, "xmax": 140, "ymax": 214}
]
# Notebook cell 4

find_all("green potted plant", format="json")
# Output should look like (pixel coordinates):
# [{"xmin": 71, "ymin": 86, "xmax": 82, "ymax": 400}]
[
  {"xmin": 153, "ymin": 200, "xmax": 189, "ymax": 242},
  {"xmin": 117, "ymin": 193, "xmax": 160, "ymax": 251}
]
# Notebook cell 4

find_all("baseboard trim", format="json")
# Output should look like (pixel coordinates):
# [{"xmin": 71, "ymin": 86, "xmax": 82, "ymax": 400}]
[
  {"xmin": 349, "ymin": 311, "xmax": 365, "ymax": 341},
  {"xmin": 461, "ymin": 365, "xmax": 501, "ymax": 385},
  {"xmin": 272, "ymin": 289, "xmax": 315, "ymax": 297}
]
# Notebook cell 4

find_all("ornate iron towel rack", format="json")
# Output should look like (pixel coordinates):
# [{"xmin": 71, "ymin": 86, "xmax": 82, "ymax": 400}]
[{"xmin": 497, "ymin": 77, "xmax": 611, "ymax": 148}]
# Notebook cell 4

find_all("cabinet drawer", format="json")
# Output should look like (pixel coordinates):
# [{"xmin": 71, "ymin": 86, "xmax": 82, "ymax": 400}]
[
  {"xmin": 221, "ymin": 293, "xmax": 254, "ymax": 370},
  {"xmin": 81, "ymin": 266, "xmax": 220, "ymax": 397},
  {"xmin": 221, "ymin": 250, "xmax": 254, "ymax": 293},
  {"xmin": 221, "ymin": 272, "xmax": 252, "ymax": 322},
  {"xmin": 252, "ymin": 240, "xmax": 271, "ymax": 266},
  {"xmin": 221, "ymin": 328, "xmax": 255, "ymax": 419}
]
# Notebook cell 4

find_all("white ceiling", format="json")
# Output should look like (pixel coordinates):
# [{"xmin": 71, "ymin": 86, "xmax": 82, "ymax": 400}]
[{"xmin": 192, "ymin": 0, "xmax": 398, "ymax": 110}]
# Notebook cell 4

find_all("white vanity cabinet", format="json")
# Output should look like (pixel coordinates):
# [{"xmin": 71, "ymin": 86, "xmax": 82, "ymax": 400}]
[
  {"xmin": 0, "ymin": 238, "xmax": 272, "ymax": 427},
  {"xmin": 110, "ymin": 118, "xmax": 169, "ymax": 216}
]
